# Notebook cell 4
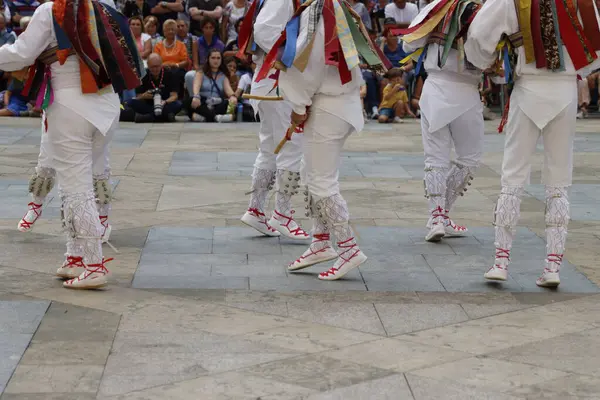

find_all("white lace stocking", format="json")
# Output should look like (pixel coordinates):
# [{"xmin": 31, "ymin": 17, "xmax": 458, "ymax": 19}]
[
  {"xmin": 493, "ymin": 186, "xmax": 523, "ymax": 267},
  {"xmin": 274, "ymin": 169, "xmax": 301, "ymax": 216},
  {"xmin": 424, "ymin": 165, "xmax": 448, "ymax": 224},
  {"xmin": 445, "ymin": 162, "xmax": 476, "ymax": 212},
  {"xmin": 247, "ymin": 167, "xmax": 275, "ymax": 213},
  {"xmin": 61, "ymin": 190, "xmax": 103, "ymax": 265},
  {"xmin": 545, "ymin": 186, "xmax": 569, "ymax": 273},
  {"xmin": 315, "ymin": 194, "xmax": 356, "ymax": 248}
]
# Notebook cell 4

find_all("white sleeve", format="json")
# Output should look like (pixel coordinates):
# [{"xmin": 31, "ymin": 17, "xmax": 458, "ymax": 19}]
[
  {"xmin": 0, "ymin": 2, "xmax": 54, "ymax": 71},
  {"xmin": 384, "ymin": 3, "xmax": 394, "ymax": 19},
  {"xmin": 464, "ymin": 0, "xmax": 517, "ymax": 70},
  {"xmin": 253, "ymin": 0, "xmax": 294, "ymax": 53},
  {"xmin": 409, "ymin": 4, "xmax": 419, "ymax": 22},
  {"xmin": 279, "ymin": 65, "xmax": 316, "ymax": 114}
]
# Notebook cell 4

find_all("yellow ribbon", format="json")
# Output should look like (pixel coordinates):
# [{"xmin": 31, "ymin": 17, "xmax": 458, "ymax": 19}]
[
  {"xmin": 516, "ymin": 0, "xmax": 535, "ymax": 64},
  {"xmin": 402, "ymin": 0, "xmax": 456, "ymax": 43},
  {"xmin": 400, "ymin": 47, "xmax": 424, "ymax": 65}
]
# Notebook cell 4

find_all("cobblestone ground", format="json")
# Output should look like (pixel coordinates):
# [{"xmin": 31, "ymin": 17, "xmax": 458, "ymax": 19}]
[{"xmin": 1, "ymin": 116, "xmax": 600, "ymax": 399}]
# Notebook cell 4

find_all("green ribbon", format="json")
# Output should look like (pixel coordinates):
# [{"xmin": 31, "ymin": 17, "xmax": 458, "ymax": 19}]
[{"xmin": 340, "ymin": 2, "xmax": 381, "ymax": 68}]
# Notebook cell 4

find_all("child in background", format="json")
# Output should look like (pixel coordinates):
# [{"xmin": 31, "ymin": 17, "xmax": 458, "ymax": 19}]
[{"xmin": 378, "ymin": 68, "xmax": 415, "ymax": 123}]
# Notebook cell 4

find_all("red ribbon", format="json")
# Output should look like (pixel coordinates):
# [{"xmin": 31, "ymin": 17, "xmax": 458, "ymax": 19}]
[
  {"xmin": 389, "ymin": 0, "xmax": 451, "ymax": 36},
  {"xmin": 235, "ymin": 0, "xmax": 258, "ymax": 61},
  {"xmin": 255, "ymin": 32, "xmax": 287, "ymax": 82},
  {"xmin": 530, "ymin": 0, "xmax": 546, "ymax": 69},
  {"xmin": 555, "ymin": 0, "xmax": 597, "ymax": 70}
]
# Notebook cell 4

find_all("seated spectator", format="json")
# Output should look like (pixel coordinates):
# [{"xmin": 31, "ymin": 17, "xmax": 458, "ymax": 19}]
[
  {"xmin": 382, "ymin": 27, "xmax": 408, "ymax": 68},
  {"xmin": 0, "ymin": 67, "xmax": 28, "ymax": 116},
  {"xmin": 130, "ymin": 16, "xmax": 152, "ymax": 63},
  {"xmin": 578, "ymin": 75, "xmax": 590, "ymax": 119},
  {"xmin": 176, "ymin": 19, "xmax": 196, "ymax": 61},
  {"xmin": 371, "ymin": 0, "xmax": 388, "ymax": 34},
  {"xmin": 225, "ymin": 57, "xmax": 240, "ymax": 92},
  {"xmin": 349, "ymin": 0, "xmax": 372, "ymax": 31},
  {"xmin": 410, "ymin": 65, "xmax": 427, "ymax": 116},
  {"xmin": 187, "ymin": 48, "xmax": 238, "ymax": 122},
  {"xmin": 123, "ymin": 0, "xmax": 150, "ymax": 19},
  {"xmin": 221, "ymin": 0, "xmax": 249, "ymax": 46},
  {"xmin": 8, "ymin": 0, "xmax": 39, "ymax": 36},
  {"xmin": 128, "ymin": 53, "xmax": 183, "ymax": 123},
  {"xmin": 378, "ymin": 68, "xmax": 415, "ymax": 123},
  {"xmin": 384, "ymin": 0, "xmax": 418, "ymax": 29},
  {"xmin": 0, "ymin": 0, "xmax": 11, "ymax": 32},
  {"xmin": 0, "ymin": 14, "xmax": 15, "ymax": 46},
  {"xmin": 144, "ymin": 15, "xmax": 163, "ymax": 48},
  {"xmin": 187, "ymin": 0, "xmax": 222, "ymax": 37},
  {"xmin": 362, "ymin": 68, "xmax": 380, "ymax": 119},
  {"xmin": 153, "ymin": 19, "xmax": 189, "ymax": 86},
  {"xmin": 149, "ymin": 0, "xmax": 183, "ymax": 35},
  {"xmin": 184, "ymin": 17, "xmax": 225, "ymax": 96}
]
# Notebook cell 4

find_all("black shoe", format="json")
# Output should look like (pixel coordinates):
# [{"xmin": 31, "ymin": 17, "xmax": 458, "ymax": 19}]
[{"xmin": 134, "ymin": 113, "xmax": 154, "ymax": 123}]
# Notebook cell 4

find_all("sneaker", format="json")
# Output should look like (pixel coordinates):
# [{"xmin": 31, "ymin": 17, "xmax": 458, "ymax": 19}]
[
  {"xmin": 63, "ymin": 258, "xmax": 112, "ymax": 289},
  {"xmin": 484, "ymin": 265, "xmax": 508, "ymax": 281},
  {"xmin": 425, "ymin": 223, "xmax": 445, "ymax": 242},
  {"xmin": 99, "ymin": 215, "xmax": 112, "ymax": 244},
  {"xmin": 318, "ymin": 238, "xmax": 367, "ymax": 281},
  {"xmin": 371, "ymin": 106, "xmax": 379, "ymax": 119},
  {"xmin": 216, "ymin": 114, "xmax": 233, "ymax": 123},
  {"xmin": 288, "ymin": 233, "xmax": 338, "ymax": 271},
  {"xmin": 393, "ymin": 116, "xmax": 404, "ymax": 123},
  {"xmin": 268, "ymin": 210, "xmax": 310, "ymax": 240},
  {"xmin": 444, "ymin": 218, "xmax": 468, "ymax": 237},
  {"xmin": 241, "ymin": 208, "xmax": 281, "ymax": 237},
  {"xmin": 56, "ymin": 255, "xmax": 86, "ymax": 279},
  {"xmin": 191, "ymin": 113, "xmax": 205, "ymax": 122},
  {"xmin": 17, "ymin": 202, "xmax": 43, "ymax": 232},
  {"xmin": 536, "ymin": 269, "xmax": 560, "ymax": 287}
]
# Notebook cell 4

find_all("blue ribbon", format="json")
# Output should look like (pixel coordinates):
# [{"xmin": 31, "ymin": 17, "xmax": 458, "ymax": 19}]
[
  {"xmin": 250, "ymin": 0, "xmax": 267, "ymax": 52},
  {"xmin": 281, "ymin": 16, "xmax": 300, "ymax": 68},
  {"xmin": 502, "ymin": 46, "xmax": 511, "ymax": 84},
  {"xmin": 53, "ymin": 17, "xmax": 72, "ymax": 50},
  {"xmin": 415, "ymin": 45, "xmax": 427, "ymax": 76}
]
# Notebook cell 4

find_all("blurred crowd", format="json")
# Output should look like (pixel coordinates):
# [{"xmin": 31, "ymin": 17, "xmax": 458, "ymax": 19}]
[{"xmin": 0, "ymin": 0, "xmax": 598, "ymax": 123}]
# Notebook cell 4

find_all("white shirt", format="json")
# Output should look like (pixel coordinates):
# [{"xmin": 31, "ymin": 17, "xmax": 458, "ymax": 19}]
[
  {"xmin": 250, "ymin": 0, "xmax": 294, "ymax": 99},
  {"xmin": 465, "ymin": 0, "xmax": 600, "ymax": 129},
  {"xmin": 384, "ymin": 2, "xmax": 418, "ymax": 25},
  {"xmin": 278, "ymin": 1, "xmax": 363, "ymax": 134},
  {"xmin": 403, "ymin": 0, "xmax": 481, "ymax": 132},
  {"xmin": 0, "ymin": 2, "xmax": 120, "ymax": 134}
]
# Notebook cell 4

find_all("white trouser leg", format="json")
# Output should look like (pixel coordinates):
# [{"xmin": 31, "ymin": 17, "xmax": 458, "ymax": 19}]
[
  {"xmin": 544, "ymin": 186, "xmax": 569, "ymax": 272},
  {"xmin": 421, "ymin": 111, "xmax": 450, "ymax": 226},
  {"xmin": 31, "ymin": 117, "xmax": 56, "ymax": 204},
  {"xmin": 92, "ymin": 122, "xmax": 115, "ymax": 217},
  {"xmin": 302, "ymin": 107, "xmax": 366, "ymax": 280},
  {"xmin": 184, "ymin": 70, "xmax": 196, "ymax": 98},
  {"xmin": 445, "ymin": 105, "xmax": 484, "ymax": 211},
  {"xmin": 46, "ymin": 103, "xmax": 105, "ymax": 266}
]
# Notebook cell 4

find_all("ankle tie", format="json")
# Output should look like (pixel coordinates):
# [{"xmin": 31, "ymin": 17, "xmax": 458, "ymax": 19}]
[
  {"xmin": 273, "ymin": 210, "xmax": 308, "ymax": 237},
  {"xmin": 19, "ymin": 202, "xmax": 43, "ymax": 230}
]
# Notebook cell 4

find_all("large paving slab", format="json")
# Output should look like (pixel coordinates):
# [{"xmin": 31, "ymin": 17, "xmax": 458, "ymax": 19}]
[
  {"xmin": 0, "ymin": 301, "xmax": 50, "ymax": 393},
  {"xmin": 132, "ymin": 225, "xmax": 600, "ymax": 293}
]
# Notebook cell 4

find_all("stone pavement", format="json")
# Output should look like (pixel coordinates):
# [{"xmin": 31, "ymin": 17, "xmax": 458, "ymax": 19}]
[{"xmin": 2, "ymin": 117, "xmax": 600, "ymax": 399}]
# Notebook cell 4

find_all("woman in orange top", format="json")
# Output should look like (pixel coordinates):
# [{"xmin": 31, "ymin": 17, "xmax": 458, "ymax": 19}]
[{"xmin": 153, "ymin": 19, "xmax": 189, "ymax": 89}]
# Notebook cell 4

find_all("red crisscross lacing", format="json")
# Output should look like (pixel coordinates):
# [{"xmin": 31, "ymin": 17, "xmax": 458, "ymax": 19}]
[
  {"xmin": 319, "ymin": 237, "xmax": 360, "ymax": 278},
  {"xmin": 247, "ymin": 208, "xmax": 277, "ymax": 233},
  {"xmin": 99, "ymin": 215, "xmax": 108, "ymax": 228},
  {"xmin": 273, "ymin": 210, "xmax": 308, "ymax": 237},
  {"xmin": 444, "ymin": 216, "xmax": 467, "ymax": 232},
  {"xmin": 63, "ymin": 255, "xmax": 85, "ymax": 269},
  {"xmin": 18, "ymin": 202, "xmax": 42, "ymax": 230},
  {"xmin": 290, "ymin": 233, "xmax": 332, "ymax": 266},
  {"xmin": 430, "ymin": 206, "xmax": 445, "ymax": 225},
  {"xmin": 544, "ymin": 253, "xmax": 563, "ymax": 273},
  {"xmin": 490, "ymin": 248, "xmax": 510, "ymax": 271},
  {"xmin": 65, "ymin": 258, "xmax": 113, "ymax": 284}
]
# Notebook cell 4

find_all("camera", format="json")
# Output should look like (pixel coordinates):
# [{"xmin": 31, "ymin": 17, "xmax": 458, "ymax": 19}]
[{"xmin": 151, "ymin": 88, "xmax": 163, "ymax": 116}]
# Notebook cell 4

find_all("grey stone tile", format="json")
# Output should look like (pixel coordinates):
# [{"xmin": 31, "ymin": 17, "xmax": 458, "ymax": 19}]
[
  {"xmin": 376, "ymin": 303, "xmax": 469, "ymax": 336},
  {"xmin": 0, "ymin": 394, "xmax": 97, "ymax": 400},
  {"xmin": 0, "ymin": 333, "xmax": 33, "ymax": 391},
  {"xmin": 250, "ymin": 274, "xmax": 367, "ymax": 291},
  {"xmin": 172, "ymin": 151, "xmax": 218, "ymax": 162},
  {"xmin": 433, "ymin": 266, "xmax": 523, "ymax": 292},
  {"xmin": 136, "ymin": 253, "xmax": 211, "ymax": 277},
  {"xmin": 212, "ymin": 236, "xmax": 282, "ymax": 255},
  {"xmin": 489, "ymin": 327, "xmax": 600, "ymax": 376},
  {"xmin": 242, "ymin": 354, "xmax": 395, "ymax": 392},
  {"xmin": 507, "ymin": 374, "xmax": 600, "ymax": 399},
  {"xmin": 4, "ymin": 365, "xmax": 104, "ymax": 394},
  {"xmin": 510, "ymin": 271, "xmax": 600, "ymax": 293},
  {"xmin": 406, "ymin": 374, "xmax": 524, "ymax": 400},
  {"xmin": 357, "ymin": 253, "xmax": 430, "ymax": 272},
  {"xmin": 143, "ymin": 238, "xmax": 212, "ymax": 254},
  {"xmin": 460, "ymin": 303, "xmax": 532, "ymax": 319},
  {"xmin": 303, "ymin": 374, "xmax": 414, "ymax": 400},
  {"xmin": 286, "ymin": 300, "xmax": 386, "ymax": 335},
  {"xmin": 212, "ymin": 263, "xmax": 287, "ymax": 277},
  {"xmin": 363, "ymin": 270, "xmax": 445, "ymax": 292},
  {"xmin": 354, "ymin": 226, "xmax": 417, "ymax": 246},
  {"xmin": 0, "ymin": 301, "xmax": 50, "ymax": 334},
  {"xmin": 147, "ymin": 226, "xmax": 214, "ymax": 241},
  {"xmin": 132, "ymin": 275, "xmax": 249, "ymax": 289}
]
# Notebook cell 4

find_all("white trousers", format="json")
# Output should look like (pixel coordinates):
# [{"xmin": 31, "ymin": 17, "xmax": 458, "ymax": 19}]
[
  {"xmin": 501, "ymin": 92, "xmax": 577, "ymax": 187},
  {"xmin": 302, "ymin": 107, "xmax": 353, "ymax": 199},
  {"xmin": 37, "ymin": 113, "xmax": 113, "ymax": 180},
  {"xmin": 421, "ymin": 104, "xmax": 484, "ymax": 169},
  {"xmin": 254, "ymin": 100, "xmax": 303, "ymax": 172},
  {"xmin": 45, "ymin": 103, "xmax": 117, "ymax": 264}
]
